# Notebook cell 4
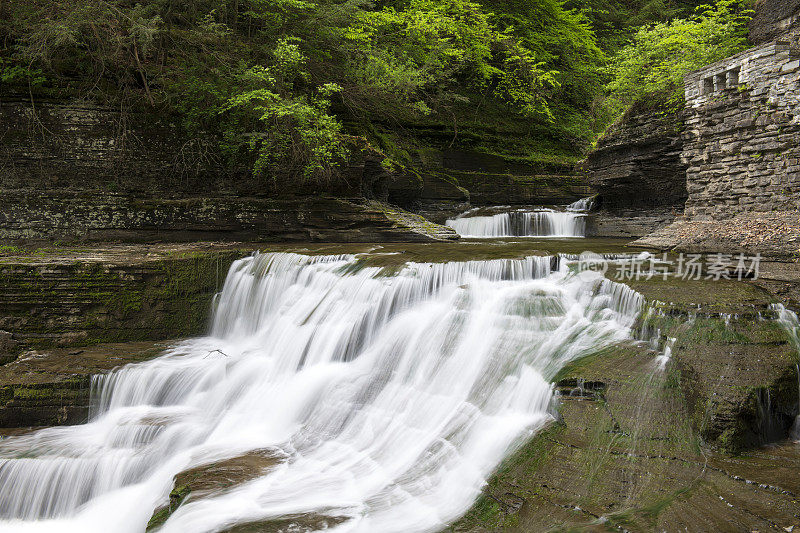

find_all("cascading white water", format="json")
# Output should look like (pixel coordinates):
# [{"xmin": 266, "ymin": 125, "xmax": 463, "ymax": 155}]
[
  {"xmin": 446, "ymin": 209, "xmax": 585, "ymax": 238},
  {"xmin": 566, "ymin": 196, "xmax": 596, "ymax": 212},
  {"xmin": 0, "ymin": 252, "xmax": 644, "ymax": 533},
  {"xmin": 773, "ymin": 304, "xmax": 800, "ymax": 442}
]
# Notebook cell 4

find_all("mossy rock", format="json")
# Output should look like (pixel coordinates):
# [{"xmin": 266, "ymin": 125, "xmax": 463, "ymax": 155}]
[
  {"xmin": 450, "ymin": 290, "xmax": 800, "ymax": 532},
  {"xmin": 146, "ymin": 451, "xmax": 281, "ymax": 531}
]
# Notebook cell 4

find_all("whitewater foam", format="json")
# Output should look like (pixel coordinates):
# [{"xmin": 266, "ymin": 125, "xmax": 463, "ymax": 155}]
[{"xmin": 0, "ymin": 252, "xmax": 644, "ymax": 533}]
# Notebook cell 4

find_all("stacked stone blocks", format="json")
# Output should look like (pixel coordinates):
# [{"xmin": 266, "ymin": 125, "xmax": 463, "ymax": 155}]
[{"xmin": 683, "ymin": 40, "xmax": 800, "ymax": 220}]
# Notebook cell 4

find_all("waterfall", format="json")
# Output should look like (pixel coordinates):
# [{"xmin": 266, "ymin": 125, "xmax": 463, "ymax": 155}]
[
  {"xmin": 773, "ymin": 304, "xmax": 800, "ymax": 442},
  {"xmin": 794, "ymin": 364, "xmax": 800, "ymax": 442},
  {"xmin": 566, "ymin": 196, "xmax": 596, "ymax": 212},
  {"xmin": 446, "ymin": 208, "xmax": 585, "ymax": 238},
  {"xmin": 0, "ymin": 252, "xmax": 643, "ymax": 533}
]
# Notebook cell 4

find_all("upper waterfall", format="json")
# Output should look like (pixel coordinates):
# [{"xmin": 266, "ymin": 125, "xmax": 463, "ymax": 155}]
[
  {"xmin": 0, "ymin": 252, "xmax": 643, "ymax": 533},
  {"xmin": 446, "ymin": 208, "xmax": 586, "ymax": 238},
  {"xmin": 566, "ymin": 196, "xmax": 596, "ymax": 212}
]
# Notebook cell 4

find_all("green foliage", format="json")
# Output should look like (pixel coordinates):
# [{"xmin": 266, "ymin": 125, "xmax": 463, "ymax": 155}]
[
  {"xmin": 481, "ymin": 0, "xmax": 607, "ymax": 138},
  {"xmin": 0, "ymin": 0, "xmax": 756, "ymax": 180},
  {"xmin": 0, "ymin": 58, "xmax": 46, "ymax": 88},
  {"xmin": 220, "ymin": 42, "xmax": 348, "ymax": 180},
  {"xmin": 2, "ymin": 0, "xmax": 578, "ymax": 180},
  {"xmin": 341, "ymin": 0, "xmax": 559, "ymax": 120},
  {"xmin": 565, "ymin": 0, "xmax": 710, "ymax": 51},
  {"xmin": 603, "ymin": 0, "xmax": 752, "ymax": 122}
]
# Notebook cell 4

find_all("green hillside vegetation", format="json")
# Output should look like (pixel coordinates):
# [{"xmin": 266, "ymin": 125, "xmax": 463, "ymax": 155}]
[
  {"xmin": 0, "ymin": 0, "xmax": 753, "ymax": 183},
  {"xmin": 603, "ymin": 0, "xmax": 752, "ymax": 122}
]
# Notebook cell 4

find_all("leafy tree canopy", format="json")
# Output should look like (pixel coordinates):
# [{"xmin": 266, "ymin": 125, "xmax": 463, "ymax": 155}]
[
  {"xmin": 602, "ymin": 0, "xmax": 752, "ymax": 124},
  {"xmin": 0, "ymin": 0, "xmax": 754, "ymax": 181}
]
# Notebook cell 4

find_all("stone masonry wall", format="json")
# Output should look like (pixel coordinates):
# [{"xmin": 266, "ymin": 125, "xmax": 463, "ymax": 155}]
[{"xmin": 682, "ymin": 40, "xmax": 800, "ymax": 220}]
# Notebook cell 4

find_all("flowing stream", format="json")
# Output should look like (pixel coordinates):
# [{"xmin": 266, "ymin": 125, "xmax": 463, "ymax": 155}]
[
  {"xmin": 773, "ymin": 304, "xmax": 800, "ymax": 441},
  {"xmin": 0, "ymin": 252, "xmax": 645, "ymax": 533},
  {"xmin": 566, "ymin": 196, "xmax": 596, "ymax": 212},
  {"xmin": 446, "ymin": 208, "xmax": 586, "ymax": 238}
]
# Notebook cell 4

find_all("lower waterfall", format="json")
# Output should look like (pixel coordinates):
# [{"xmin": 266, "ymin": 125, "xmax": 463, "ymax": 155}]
[
  {"xmin": 446, "ymin": 208, "xmax": 585, "ymax": 238},
  {"xmin": 774, "ymin": 304, "xmax": 800, "ymax": 441},
  {"xmin": 0, "ymin": 252, "xmax": 644, "ymax": 533}
]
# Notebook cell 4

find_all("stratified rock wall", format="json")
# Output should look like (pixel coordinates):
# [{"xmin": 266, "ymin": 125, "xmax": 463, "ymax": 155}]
[
  {"xmin": 0, "ymin": 245, "xmax": 252, "ymax": 350},
  {"xmin": 580, "ymin": 100, "xmax": 687, "ymax": 237},
  {"xmin": 0, "ymin": 99, "xmax": 245, "ymax": 194},
  {"xmin": 0, "ymin": 99, "xmax": 459, "ymax": 242},
  {"xmin": 749, "ymin": 0, "xmax": 800, "ymax": 45},
  {"xmin": 0, "ymin": 193, "xmax": 457, "ymax": 243},
  {"xmin": 0, "ymin": 98, "xmax": 377, "ymax": 196},
  {"xmin": 394, "ymin": 147, "xmax": 589, "ymax": 222},
  {"xmin": 583, "ymin": 103, "xmax": 687, "ymax": 212}
]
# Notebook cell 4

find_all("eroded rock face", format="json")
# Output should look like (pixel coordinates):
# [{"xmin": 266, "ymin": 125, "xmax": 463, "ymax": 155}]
[
  {"xmin": 450, "ymin": 278, "xmax": 800, "ymax": 532},
  {"xmin": 0, "ymin": 99, "xmax": 384, "ymax": 198},
  {"xmin": 0, "ymin": 332, "xmax": 19, "ymax": 365},
  {"xmin": 0, "ymin": 341, "xmax": 168, "ymax": 427},
  {"xmin": 390, "ymin": 148, "xmax": 590, "ymax": 221},
  {"xmin": 0, "ymin": 99, "xmax": 461, "ymax": 243},
  {"xmin": 749, "ymin": 0, "xmax": 800, "ymax": 45},
  {"xmin": 581, "ymin": 101, "xmax": 687, "ymax": 213},
  {"xmin": 0, "ymin": 244, "xmax": 257, "ymax": 351},
  {"xmin": 585, "ymin": 208, "xmax": 679, "ymax": 238},
  {"xmin": 0, "ymin": 192, "xmax": 457, "ymax": 243},
  {"xmin": 580, "ymin": 100, "xmax": 687, "ymax": 238}
]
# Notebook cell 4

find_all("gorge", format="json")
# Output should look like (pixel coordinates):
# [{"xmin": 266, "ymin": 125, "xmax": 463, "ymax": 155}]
[{"xmin": 1, "ymin": 0, "xmax": 800, "ymax": 532}]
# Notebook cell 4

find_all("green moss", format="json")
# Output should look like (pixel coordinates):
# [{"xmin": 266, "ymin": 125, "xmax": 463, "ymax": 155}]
[
  {"xmin": 677, "ymin": 318, "xmax": 751, "ymax": 345},
  {"xmin": 146, "ymin": 485, "xmax": 191, "ymax": 531},
  {"xmin": 450, "ymin": 422, "xmax": 566, "ymax": 532},
  {"xmin": 1, "ymin": 250, "xmax": 248, "ymax": 350},
  {"xmin": 552, "ymin": 346, "xmax": 614, "ymax": 383}
]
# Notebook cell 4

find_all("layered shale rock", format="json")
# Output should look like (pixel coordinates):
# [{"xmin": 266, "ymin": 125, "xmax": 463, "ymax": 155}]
[
  {"xmin": 0, "ymin": 341, "xmax": 167, "ymax": 427},
  {"xmin": 580, "ymin": 99, "xmax": 687, "ymax": 238},
  {"xmin": 0, "ymin": 192, "xmax": 458, "ymax": 243},
  {"xmin": 749, "ymin": 0, "xmax": 800, "ymax": 45},
  {"xmin": 0, "ymin": 99, "xmax": 457, "ymax": 243},
  {"xmin": 0, "ymin": 244, "xmax": 255, "ymax": 351},
  {"xmin": 382, "ymin": 141, "xmax": 591, "ymax": 223},
  {"xmin": 451, "ymin": 277, "xmax": 800, "ymax": 532}
]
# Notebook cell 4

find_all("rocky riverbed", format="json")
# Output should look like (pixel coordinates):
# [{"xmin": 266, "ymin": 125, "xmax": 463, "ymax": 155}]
[{"xmin": 0, "ymin": 239, "xmax": 797, "ymax": 531}]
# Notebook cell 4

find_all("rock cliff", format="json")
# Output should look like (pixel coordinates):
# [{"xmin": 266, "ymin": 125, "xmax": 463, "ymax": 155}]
[
  {"xmin": 580, "ymin": 99, "xmax": 687, "ymax": 237},
  {"xmin": 0, "ymin": 99, "xmax": 458, "ymax": 243},
  {"xmin": 749, "ymin": 0, "xmax": 800, "ymax": 45}
]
